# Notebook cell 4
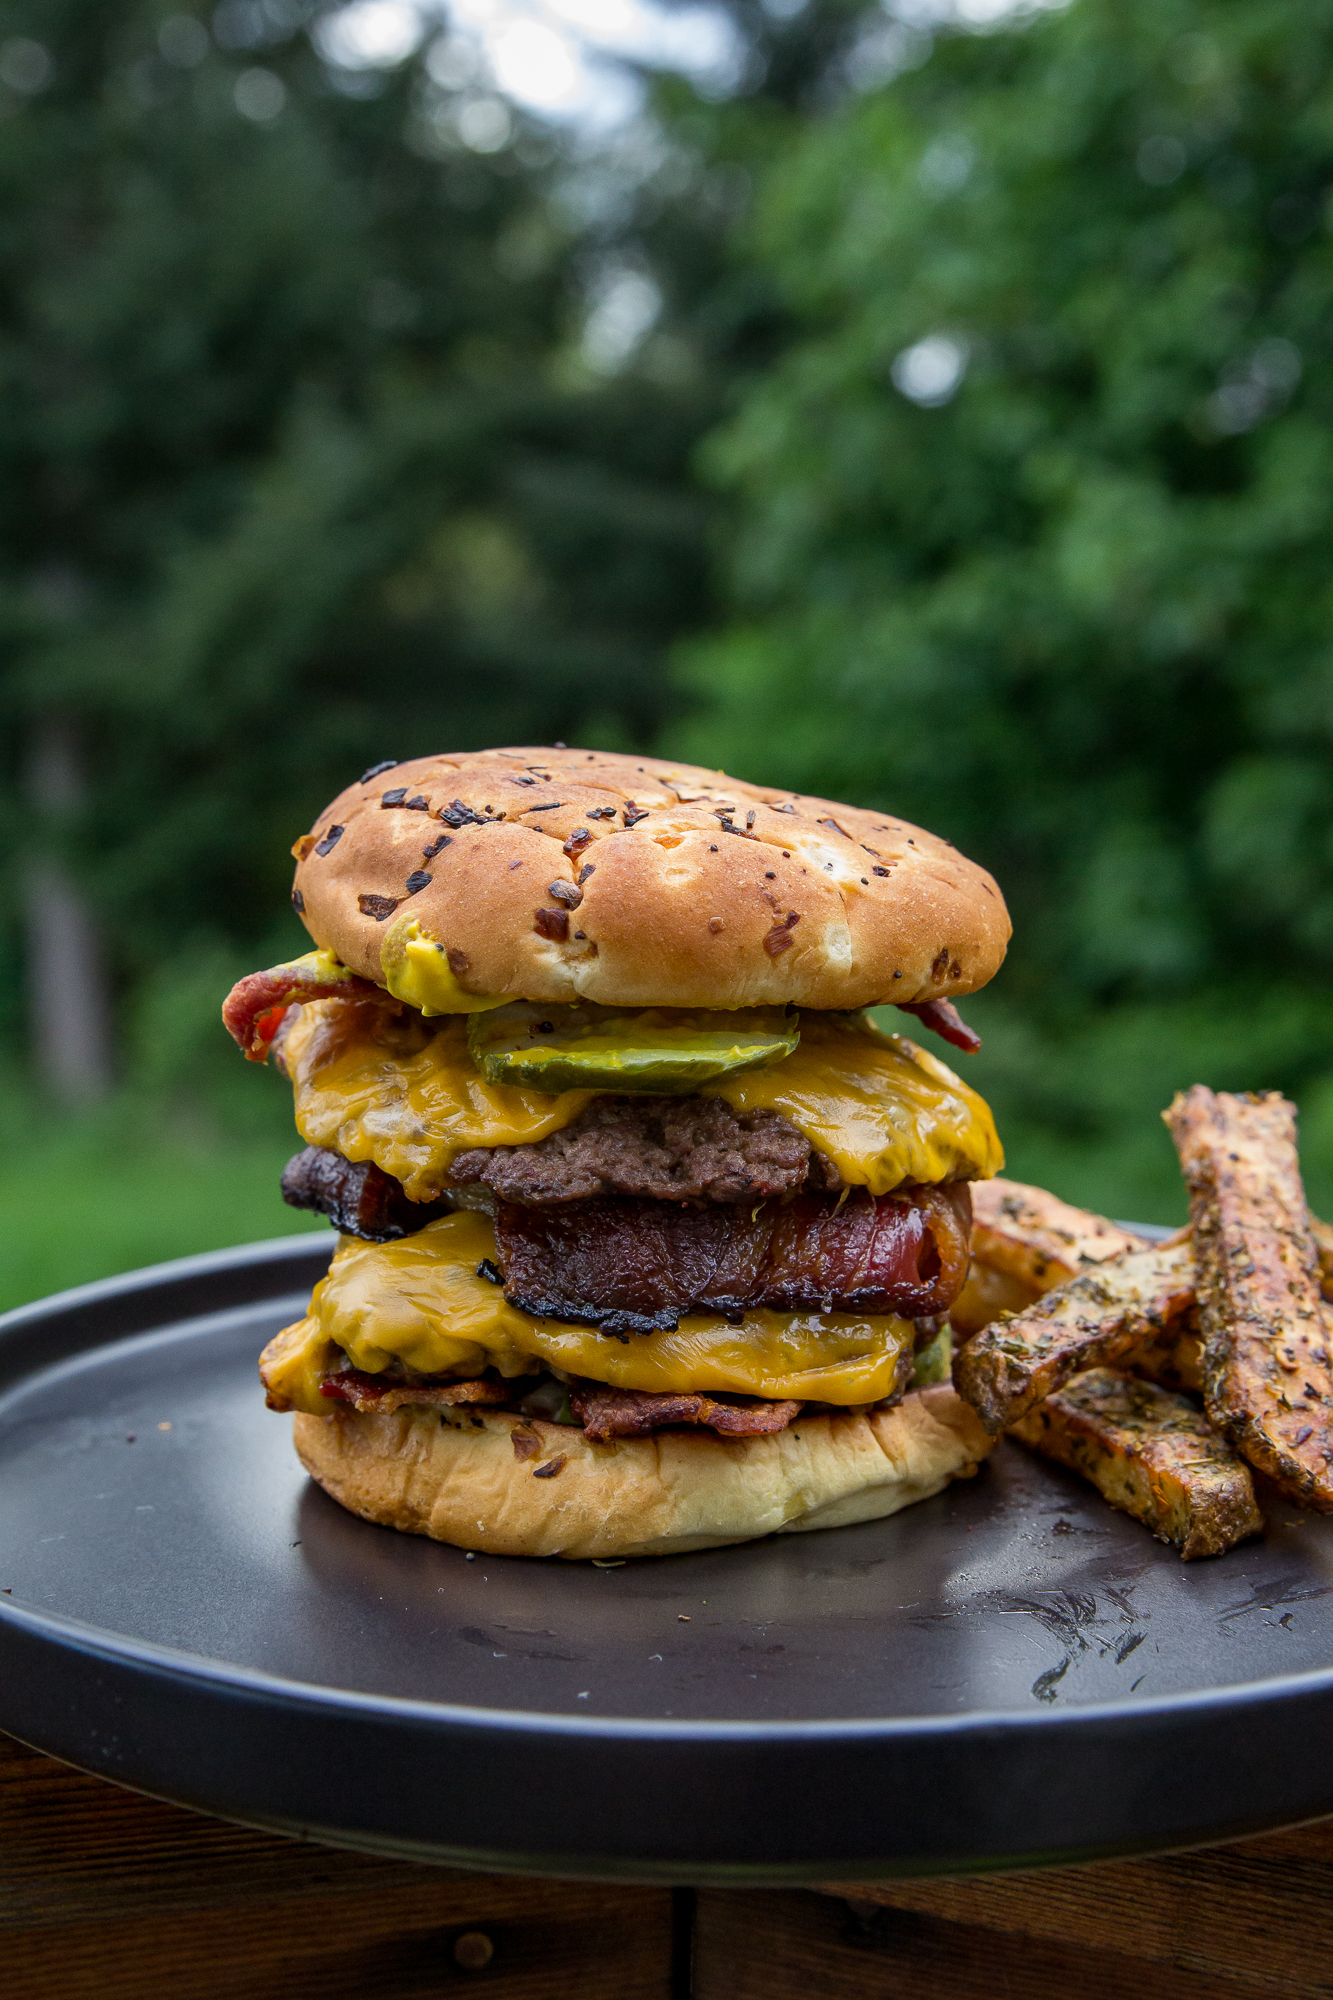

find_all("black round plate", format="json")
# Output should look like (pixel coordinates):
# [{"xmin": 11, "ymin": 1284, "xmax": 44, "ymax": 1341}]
[{"xmin": 3, "ymin": 1235, "xmax": 1333, "ymax": 1882}]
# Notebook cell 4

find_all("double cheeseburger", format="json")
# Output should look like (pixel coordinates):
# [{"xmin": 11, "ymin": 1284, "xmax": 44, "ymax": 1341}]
[{"xmin": 224, "ymin": 748, "xmax": 1009, "ymax": 1559}]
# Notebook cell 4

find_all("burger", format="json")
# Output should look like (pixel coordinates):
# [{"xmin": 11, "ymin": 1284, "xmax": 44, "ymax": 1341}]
[{"xmin": 223, "ymin": 748, "xmax": 1009, "ymax": 1559}]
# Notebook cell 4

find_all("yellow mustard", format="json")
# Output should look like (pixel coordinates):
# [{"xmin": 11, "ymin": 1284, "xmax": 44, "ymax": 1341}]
[
  {"xmin": 380, "ymin": 917, "xmax": 508, "ymax": 1016},
  {"xmin": 264, "ymin": 1210, "xmax": 915, "ymax": 1412},
  {"xmin": 284, "ymin": 1003, "xmax": 1000, "ymax": 1197}
]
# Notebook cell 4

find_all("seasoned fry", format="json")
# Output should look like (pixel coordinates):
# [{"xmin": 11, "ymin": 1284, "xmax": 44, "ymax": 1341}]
[
  {"xmin": 969, "ymin": 1177, "xmax": 1148, "ymax": 1289},
  {"xmin": 959, "ymin": 1172, "xmax": 1327, "ymax": 1352},
  {"xmin": 953, "ymin": 1238, "xmax": 1196, "ymax": 1434},
  {"xmin": 951, "ymin": 1177, "xmax": 1151, "ymax": 1336},
  {"xmin": 949, "ymin": 1258, "xmax": 1043, "ymax": 1338},
  {"xmin": 1164, "ymin": 1087, "xmax": 1333, "ymax": 1511},
  {"xmin": 1008, "ymin": 1367, "xmax": 1264, "ymax": 1560},
  {"xmin": 1122, "ymin": 1325, "xmax": 1204, "ymax": 1394},
  {"xmin": 1312, "ymin": 1212, "xmax": 1333, "ymax": 1303}
]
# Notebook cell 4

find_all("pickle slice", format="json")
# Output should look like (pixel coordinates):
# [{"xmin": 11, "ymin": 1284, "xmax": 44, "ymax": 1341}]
[{"xmin": 467, "ymin": 1002, "xmax": 799, "ymax": 1094}]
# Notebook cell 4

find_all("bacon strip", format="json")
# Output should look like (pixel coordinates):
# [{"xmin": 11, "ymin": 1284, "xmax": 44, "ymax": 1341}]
[
  {"xmin": 570, "ymin": 1382, "xmax": 802, "ymax": 1441},
  {"xmin": 320, "ymin": 1364, "xmax": 806, "ymax": 1441},
  {"xmin": 282, "ymin": 1146, "xmax": 452, "ymax": 1241},
  {"xmin": 222, "ymin": 954, "xmax": 378, "ymax": 1060},
  {"xmin": 896, "ymin": 998, "xmax": 981, "ymax": 1053},
  {"xmin": 320, "ymin": 1368, "xmax": 508, "ymax": 1414},
  {"xmin": 497, "ymin": 1183, "xmax": 973, "ymax": 1337}
]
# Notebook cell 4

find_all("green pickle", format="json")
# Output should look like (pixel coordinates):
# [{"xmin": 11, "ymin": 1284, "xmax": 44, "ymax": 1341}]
[{"xmin": 467, "ymin": 1001, "xmax": 799, "ymax": 1094}]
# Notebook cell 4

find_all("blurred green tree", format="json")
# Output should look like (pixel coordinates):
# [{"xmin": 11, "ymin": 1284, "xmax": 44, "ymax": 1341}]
[
  {"xmin": 0, "ymin": 0, "xmax": 730, "ymax": 1085},
  {"xmin": 0, "ymin": 0, "xmax": 878, "ymax": 1098},
  {"xmin": 678, "ymin": 0, "xmax": 1333, "ymax": 1013},
  {"xmin": 0, "ymin": 0, "xmax": 896, "ymax": 1302}
]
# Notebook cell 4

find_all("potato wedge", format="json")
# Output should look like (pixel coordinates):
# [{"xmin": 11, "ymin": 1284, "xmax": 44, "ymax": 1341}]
[
  {"xmin": 1122, "ymin": 1326, "xmax": 1204, "ymax": 1395},
  {"xmin": 949, "ymin": 1259, "xmax": 1043, "ymax": 1339},
  {"xmin": 1312, "ymin": 1212, "xmax": 1333, "ymax": 1303},
  {"xmin": 954, "ymin": 1238, "xmax": 1196, "ymax": 1434},
  {"xmin": 1009, "ymin": 1367, "xmax": 1264, "ymax": 1560},
  {"xmin": 969, "ymin": 1178, "xmax": 1149, "ymax": 1290},
  {"xmin": 1164, "ymin": 1087, "xmax": 1333, "ymax": 1511},
  {"xmin": 952, "ymin": 1178, "xmax": 1153, "ymax": 1337}
]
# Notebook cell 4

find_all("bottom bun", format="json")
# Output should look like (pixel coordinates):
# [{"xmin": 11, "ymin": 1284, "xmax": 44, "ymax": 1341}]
[{"xmin": 292, "ymin": 1385, "xmax": 995, "ymax": 1560}]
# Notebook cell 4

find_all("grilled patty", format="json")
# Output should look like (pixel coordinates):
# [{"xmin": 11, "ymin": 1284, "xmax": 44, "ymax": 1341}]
[{"xmin": 448, "ymin": 1093, "xmax": 840, "ymax": 1205}]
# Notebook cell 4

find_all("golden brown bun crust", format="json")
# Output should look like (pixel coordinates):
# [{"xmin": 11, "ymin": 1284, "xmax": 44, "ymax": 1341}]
[
  {"xmin": 291, "ymin": 1385, "xmax": 995, "ymax": 1560},
  {"xmin": 292, "ymin": 748, "xmax": 1009, "ymax": 1010}
]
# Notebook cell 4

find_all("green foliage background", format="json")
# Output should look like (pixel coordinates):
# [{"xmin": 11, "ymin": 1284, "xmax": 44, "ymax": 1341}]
[
  {"xmin": 3, "ymin": 0, "xmax": 1332, "ymax": 1308},
  {"xmin": 677, "ymin": 0, "xmax": 1333, "ymax": 1227}
]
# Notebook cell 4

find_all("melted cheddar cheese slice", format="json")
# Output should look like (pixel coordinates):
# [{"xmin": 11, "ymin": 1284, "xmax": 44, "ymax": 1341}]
[
  {"xmin": 707, "ymin": 1012, "xmax": 1001, "ymax": 1194},
  {"xmin": 284, "ymin": 1002, "xmax": 1001, "ymax": 1198},
  {"xmin": 263, "ymin": 1210, "xmax": 916, "ymax": 1414},
  {"xmin": 285, "ymin": 1002, "xmax": 595, "ymax": 1201}
]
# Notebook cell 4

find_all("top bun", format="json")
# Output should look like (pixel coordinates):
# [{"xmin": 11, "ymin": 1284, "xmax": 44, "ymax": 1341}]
[{"xmin": 290, "ymin": 748, "xmax": 1010, "ymax": 1012}]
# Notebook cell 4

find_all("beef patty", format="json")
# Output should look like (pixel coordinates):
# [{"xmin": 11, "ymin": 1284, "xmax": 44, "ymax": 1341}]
[
  {"xmin": 496, "ymin": 1183, "xmax": 973, "ymax": 1337},
  {"xmin": 449, "ymin": 1093, "xmax": 840, "ymax": 1205}
]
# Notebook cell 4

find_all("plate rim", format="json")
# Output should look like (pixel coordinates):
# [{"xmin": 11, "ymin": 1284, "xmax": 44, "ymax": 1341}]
[
  {"xmin": 6, "ymin": 1588, "xmax": 1333, "ymax": 1740},
  {"xmin": 8, "ymin": 1229, "xmax": 1333, "ymax": 1879},
  {"xmin": 0, "ymin": 1220, "xmax": 1314, "ymax": 1746}
]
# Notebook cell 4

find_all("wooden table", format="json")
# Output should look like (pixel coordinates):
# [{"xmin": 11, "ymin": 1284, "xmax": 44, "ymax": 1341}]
[{"xmin": 6, "ymin": 1728, "xmax": 1332, "ymax": 1998}]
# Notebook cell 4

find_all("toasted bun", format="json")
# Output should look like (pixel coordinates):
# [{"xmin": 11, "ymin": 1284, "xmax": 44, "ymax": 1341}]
[
  {"xmin": 291, "ymin": 748, "xmax": 1009, "ymax": 1012},
  {"xmin": 292, "ymin": 1385, "xmax": 994, "ymax": 1560}
]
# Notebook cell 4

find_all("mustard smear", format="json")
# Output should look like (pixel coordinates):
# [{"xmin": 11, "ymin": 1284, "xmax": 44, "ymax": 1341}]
[{"xmin": 380, "ymin": 916, "xmax": 508, "ymax": 1016}]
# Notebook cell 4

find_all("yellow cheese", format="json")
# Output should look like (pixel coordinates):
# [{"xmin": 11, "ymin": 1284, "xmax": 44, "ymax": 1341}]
[
  {"xmin": 261, "ymin": 1315, "xmax": 341, "ymax": 1414},
  {"xmin": 707, "ymin": 1015, "xmax": 1002, "ymax": 1195},
  {"xmin": 263, "ymin": 1210, "xmax": 915, "ymax": 1415},
  {"xmin": 284, "ymin": 1002, "xmax": 1000, "ymax": 1197},
  {"xmin": 285, "ymin": 1003, "xmax": 595, "ymax": 1201}
]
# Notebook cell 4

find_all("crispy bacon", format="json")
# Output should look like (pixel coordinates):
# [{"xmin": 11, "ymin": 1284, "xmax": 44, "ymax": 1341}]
[
  {"xmin": 896, "ymin": 998, "xmax": 981, "ymax": 1053},
  {"xmin": 222, "ymin": 954, "xmax": 378, "ymax": 1061},
  {"xmin": 319, "ymin": 1364, "xmax": 806, "ymax": 1442},
  {"xmin": 282, "ymin": 1146, "xmax": 452, "ymax": 1241},
  {"xmin": 496, "ymin": 1183, "xmax": 973, "ymax": 1337},
  {"xmin": 570, "ymin": 1382, "xmax": 802, "ymax": 1441},
  {"xmin": 320, "ymin": 1368, "xmax": 509, "ymax": 1414}
]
